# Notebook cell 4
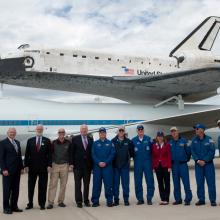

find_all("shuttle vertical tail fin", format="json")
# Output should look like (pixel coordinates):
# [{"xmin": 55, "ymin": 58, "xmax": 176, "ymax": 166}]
[{"xmin": 169, "ymin": 16, "xmax": 220, "ymax": 58}]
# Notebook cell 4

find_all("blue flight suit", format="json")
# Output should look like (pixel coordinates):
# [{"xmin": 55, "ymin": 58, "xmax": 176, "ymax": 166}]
[
  {"xmin": 91, "ymin": 138, "xmax": 116, "ymax": 205},
  {"xmin": 170, "ymin": 137, "xmax": 192, "ymax": 203},
  {"xmin": 132, "ymin": 135, "xmax": 154, "ymax": 202},
  {"xmin": 111, "ymin": 136, "xmax": 134, "ymax": 203},
  {"xmin": 191, "ymin": 135, "xmax": 216, "ymax": 203}
]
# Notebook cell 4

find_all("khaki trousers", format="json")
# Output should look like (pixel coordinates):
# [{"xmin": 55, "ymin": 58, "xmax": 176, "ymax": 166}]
[{"xmin": 48, "ymin": 163, "xmax": 69, "ymax": 205}]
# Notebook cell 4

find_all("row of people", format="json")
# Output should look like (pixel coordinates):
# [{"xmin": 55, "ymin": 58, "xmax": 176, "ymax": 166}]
[{"xmin": 0, "ymin": 123, "xmax": 216, "ymax": 214}]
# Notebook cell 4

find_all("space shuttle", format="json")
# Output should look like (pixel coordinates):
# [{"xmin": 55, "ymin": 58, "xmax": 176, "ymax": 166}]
[{"xmin": 0, "ymin": 16, "xmax": 220, "ymax": 106}]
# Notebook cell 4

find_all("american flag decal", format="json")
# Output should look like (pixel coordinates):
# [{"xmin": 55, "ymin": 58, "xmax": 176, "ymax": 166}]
[{"xmin": 122, "ymin": 67, "xmax": 135, "ymax": 75}]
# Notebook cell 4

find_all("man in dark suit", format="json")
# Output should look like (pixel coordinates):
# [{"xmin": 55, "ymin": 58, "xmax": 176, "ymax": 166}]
[
  {"xmin": 70, "ymin": 124, "xmax": 93, "ymax": 208},
  {"xmin": 24, "ymin": 124, "xmax": 52, "ymax": 210},
  {"xmin": 0, "ymin": 128, "xmax": 24, "ymax": 214}
]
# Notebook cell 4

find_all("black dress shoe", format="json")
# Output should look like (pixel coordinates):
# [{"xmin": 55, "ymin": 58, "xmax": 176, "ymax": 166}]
[
  {"xmin": 195, "ymin": 201, "xmax": 205, "ymax": 206},
  {"xmin": 211, "ymin": 202, "xmax": 217, "ymax": 206},
  {"xmin": 107, "ymin": 203, "xmax": 113, "ymax": 207},
  {"xmin": 92, "ymin": 203, "xmax": 100, "ymax": 207},
  {"xmin": 137, "ymin": 200, "xmax": 144, "ymax": 205},
  {"xmin": 47, "ymin": 204, "xmax": 53, "ymax": 209},
  {"xmin": 58, "ymin": 203, "xmax": 66, "ymax": 208},
  {"xmin": 184, "ymin": 201, "xmax": 190, "ymax": 206},
  {"xmin": 113, "ymin": 201, "xmax": 119, "ymax": 206},
  {"xmin": 12, "ymin": 208, "xmax": 23, "ymax": 212},
  {"xmin": 173, "ymin": 201, "xmax": 182, "ymax": 205},
  {"xmin": 84, "ymin": 202, "xmax": 91, "ymax": 207},
  {"xmin": 3, "ymin": 209, "xmax": 13, "ymax": 214},
  {"xmin": 77, "ymin": 203, "xmax": 83, "ymax": 208},
  {"xmin": 25, "ymin": 204, "xmax": 33, "ymax": 210},
  {"xmin": 147, "ymin": 200, "xmax": 153, "ymax": 205},
  {"xmin": 40, "ymin": 206, "xmax": 45, "ymax": 210},
  {"xmin": 124, "ymin": 201, "xmax": 130, "ymax": 206}
]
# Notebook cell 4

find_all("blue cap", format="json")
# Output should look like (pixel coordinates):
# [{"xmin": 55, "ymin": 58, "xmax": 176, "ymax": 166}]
[
  {"xmin": 99, "ymin": 127, "xmax": 106, "ymax": 133},
  {"xmin": 193, "ymin": 123, "xmax": 206, "ymax": 130},
  {"xmin": 157, "ymin": 131, "xmax": 164, "ymax": 137},
  {"xmin": 137, "ymin": 125, "xmax": 144, "ymax": 130}
]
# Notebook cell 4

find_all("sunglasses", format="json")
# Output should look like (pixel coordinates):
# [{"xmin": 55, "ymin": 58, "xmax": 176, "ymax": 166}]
[
  {"xmin": 137, "ymin": 128, "xmax": 144, "ymax": 131},
  {"xmin": 58, "ymin": 131, "xmax": 65, "ymax": 134},
  {"xmin": 119, "ymin": 129, "xmax": 125, "ymax": 132}
]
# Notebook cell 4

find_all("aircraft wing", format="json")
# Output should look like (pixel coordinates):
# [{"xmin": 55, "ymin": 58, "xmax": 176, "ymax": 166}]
[
  {"xmin": 142, "ymin": 105, "xmax": 220, "ymax": 128},
  {"xmin": 64, "ymin": 105, "xmax": 220, "ymax": 139}
]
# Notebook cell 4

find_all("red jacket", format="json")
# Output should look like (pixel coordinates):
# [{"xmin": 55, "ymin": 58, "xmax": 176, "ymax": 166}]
[{"xmin": 152, "ymin": 142, "xmax": 172, "ymax": 169}]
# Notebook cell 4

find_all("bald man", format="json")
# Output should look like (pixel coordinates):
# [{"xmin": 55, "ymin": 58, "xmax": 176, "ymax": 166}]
[
  {"xmin": 70, "ymin": 124, "xmax": 94, "ymax": 208},
  {"xmin": 24, "ymin": 125, "xmax": 52, "ymax": 210},
  {"xmin": 47, "ymin": 128, "xmax": 72, "ymax": 209},
  {"xmin": 0, "ymin": 128, "xmax": 24, "ymax": 214}
]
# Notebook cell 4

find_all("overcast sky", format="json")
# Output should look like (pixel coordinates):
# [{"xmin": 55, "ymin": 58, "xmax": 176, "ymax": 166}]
[{"xmin": 0, "ymin": 0, "xmax": 220, "ymax": 103}]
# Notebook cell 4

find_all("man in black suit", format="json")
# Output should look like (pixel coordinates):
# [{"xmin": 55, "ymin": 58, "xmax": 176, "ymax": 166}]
[
  {"xmin": 24, "ymin": 124, "xmax": 52, "ymax": 210},
  {"xmin": 70, "ymin": 124, "xmax": 93, "ymax": 208},
  {"xmin": 0, "ymin": 128, "xmax": 24, "ymax": 214}
]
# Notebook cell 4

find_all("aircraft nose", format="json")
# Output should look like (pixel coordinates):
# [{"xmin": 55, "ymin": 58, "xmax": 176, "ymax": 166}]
[{"xmin": 0, "ymin": 57, "xmax": 26, "ymax": 73}]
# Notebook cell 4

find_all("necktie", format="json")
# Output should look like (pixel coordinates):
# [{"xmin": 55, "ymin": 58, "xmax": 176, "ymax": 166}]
[
  {"xmin": 83, "ymin": 136, "xmax": 88, "ymax": 150},
  {"xmin": 12, "ymin": 139, "xmax": 18, "ymax": 153},
  {"xmin": 36, "ymin": 137, "xmax": 41, "ymax": 152}
]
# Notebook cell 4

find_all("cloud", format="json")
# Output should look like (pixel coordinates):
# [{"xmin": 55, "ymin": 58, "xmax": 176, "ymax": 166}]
[{"xmin": 1, "ymin": 0, "xmax": 220, "ymax": 56}]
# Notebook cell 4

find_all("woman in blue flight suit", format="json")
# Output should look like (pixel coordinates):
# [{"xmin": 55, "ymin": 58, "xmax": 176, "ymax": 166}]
[
  {"xmin": 132, "ymin": 125, "xmax": 155, "ymax": 205},
  {"xmin": 169, "ymin": 127, "xmax": 192, "ymax": 205},
  {"xmin": 112, "ymin": 126, "xmax": 134, "ymax": 206}
]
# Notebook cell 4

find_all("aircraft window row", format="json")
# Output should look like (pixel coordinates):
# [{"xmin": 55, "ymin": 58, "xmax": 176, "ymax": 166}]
[
  {"xmin": 0, "ymin": 121, "xmax": 27, "ymax": 125},
  {"xmin": 45, "ymin": 52, "xmax": 176, "ymax": 67}
]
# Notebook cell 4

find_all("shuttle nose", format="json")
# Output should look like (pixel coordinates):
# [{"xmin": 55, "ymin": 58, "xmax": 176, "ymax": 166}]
[{"xmin": 0, "ymin": 57, "xmax": 26, "ymax": 73}]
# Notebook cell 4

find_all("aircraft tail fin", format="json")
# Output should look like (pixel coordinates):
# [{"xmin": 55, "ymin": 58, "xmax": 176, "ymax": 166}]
[{"xmin": 169, "ymin": 16, "xmax": 220, "ymax": 58}]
